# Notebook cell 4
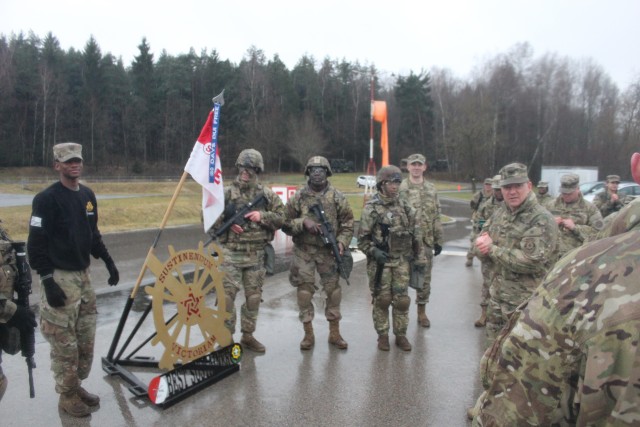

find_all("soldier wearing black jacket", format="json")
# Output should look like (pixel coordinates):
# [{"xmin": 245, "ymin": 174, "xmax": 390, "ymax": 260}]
[{"xmin": 27, "ymin": 142, "xmax": 119, "ymax": 417}]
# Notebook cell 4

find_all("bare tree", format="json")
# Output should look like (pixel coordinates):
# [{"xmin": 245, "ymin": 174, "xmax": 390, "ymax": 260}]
[{"xmin": 285, "ymin": 111, "xmax": 328, "ymax": 171}]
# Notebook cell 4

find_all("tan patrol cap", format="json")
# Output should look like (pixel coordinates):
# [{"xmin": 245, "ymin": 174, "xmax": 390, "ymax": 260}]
[
  {"xmin": 484, "ymin": 178, "xmax": 493, "ymax": 185},
  {"xmin": 559, "ymin": 173, "xmax": 580, "ymax": 193},
  {"xmin": 537, "ymin": 181, "xmax": 549, "ymax": 188},
  {"xmin": 53, "ymin": 142, "xmax": 83, "ymax": 162},
  {"xmin": 606, "ymin": 174, "xmax": 620, "ymax": 183},
  {"xmin": 407, "ymin": 153, "xmax": 426, "ymax": 164}
]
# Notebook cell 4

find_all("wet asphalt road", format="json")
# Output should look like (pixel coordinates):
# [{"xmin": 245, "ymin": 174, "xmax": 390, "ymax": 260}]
[{"xmin": 1, "ymin": 197, "xmax": 487, "ymax": 426}]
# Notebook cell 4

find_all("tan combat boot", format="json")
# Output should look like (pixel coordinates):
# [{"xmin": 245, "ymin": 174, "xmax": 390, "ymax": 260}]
[
  {"xmin": 395, "ymin": 335, "xmax": 412, "ymax": 351},
  {"xmin": 417, "ymin": 304, "xmax": 431, "ymax": 328},
  {"xmin": 300, "ymin": 321, "xmax": 315, "ymax": 350},
  {"xmin": 377, "ymin": 334, "xmax": 390, "ymax": 351},
  {"xmin": 241, "ymin": 333, "xmax": 266, "ymax": 353},
  {"xmin": 328, "ymin": 320, "xmax": 348, "ymax": 349},
  {"xmin": 59, "ymin": 390, "xmax": 92, "ymax": 417},
  {"xmin": 77, "ymin": 386, "xmax": 100, "ymax": 407},
  {"xmin": 474, "ymin": 306, "xmax": 487, "ymax": 327}
]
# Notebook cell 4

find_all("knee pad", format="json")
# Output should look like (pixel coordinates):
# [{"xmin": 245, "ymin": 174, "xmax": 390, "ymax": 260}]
[
  {"xmin": 245, "ymin": 290, "xmax": 262, "ymax": 311},
  {"xmin": 297, "ymin": 284, "xmax": 314, "ymax": 307},
  {"xmin": 375, "ymin": 293, "xmax": 392, "ymax": 310},
  {"xmin": 394, "ymin": 295, "xmax": 411, "ymax": 311},
  {"xmin": 325, "ymin": 284, "xmax": 342, "ymax": 306}
]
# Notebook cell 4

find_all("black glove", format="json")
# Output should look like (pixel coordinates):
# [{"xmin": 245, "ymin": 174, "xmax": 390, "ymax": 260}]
[
  {"xmin": 434, "ymin": 244, "xmax": 442, "ymax": 257},
  {"xmin": 7, "ymin": 305, "xmax": 37, "ymax": 331},
  {"xmin": 103, "ymin": 256, "xmax": 120, "ymax": 286},
  {"xmin": 372, "ymin": 248, "xmax": 389, "ymax": 264},
  {"xmin": 43, "ymin": 276, "xmax": 67, "ymax": 307}
]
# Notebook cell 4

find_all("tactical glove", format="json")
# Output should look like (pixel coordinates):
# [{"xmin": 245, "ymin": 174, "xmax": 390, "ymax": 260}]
[
  {"xmin": 434, "ymin": 244, "xmax": 442, "ymax": 257},
  {"xmin": 42, "ymin": 276, "xmax": 67, "ymax": 307},
  {"xmin": 7, "ymin": 305, "xmax": 37, "ymax": 330},
  {"xmin": 103, "ymin": 256, "xmax": 120, "ymax": 286},
  {"xmin": 372, "ymin": 248, "xmax": 389, "ymax": 264}
]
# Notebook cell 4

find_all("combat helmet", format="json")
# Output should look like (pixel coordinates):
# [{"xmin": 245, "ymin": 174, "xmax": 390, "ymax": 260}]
[
  {"xmin": 235, "ymin": 149, "xmax": 264, "ymax": 173},
  {"xmin": 376, "ymin": 165, "xmax": 403, "ymax": 186},
  {"xmin": 305, "ymin": 156, "xmax": 332, "ymax": 176}
]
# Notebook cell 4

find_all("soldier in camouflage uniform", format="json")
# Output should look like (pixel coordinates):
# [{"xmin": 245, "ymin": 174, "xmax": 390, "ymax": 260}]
[
  {"xmin": 27, "ymin": 143, "xmax": 119, "ymax": 417},
  {"xmin": 473, "ymin": 175, "xmax": 504, "ymax": 328},
  {"xmin": 535, "ymin": 181, "xmax": 554, "ymax": 209},
  {"xmin": 358, "ymin": 165, "xmax": 426, "ymax": 351},
  {"xmin": 594, "ymin": 197, "xmax": 640, "ymax": 240},
  {"xmin": 466, "ymin": 178, "xmax": 494, "ymax": 267},
  {"xmin": 548, "ymin": 173, "xmax": 603, "ymax": 260},
  {"xmin": 594, "ymin": 174, "xmax": 624, "ymax": 218},
  {"xmin": 0, "ymin": 220, "xmax": 37, "ymax": 401},
  {"xmin": 470, "ymin": 153, "xmax": 640, "ymax": 425},
  {"xmin": 473, "ymin": 226, "xmax": 640, "ymax": 426},
  {"xmin": 208, "ymin": 149, "xmax": 285, "ymax": 353},
  {"xmin": 474, "ymin": 163, "xmax": 557, "ymax": 345},
  {"xmin": 283, "ymin": 156, "xmax": 354, "ymax": 350},
  {"xmin": 399, "ymin": 153, "xmax": 443, "ymax": 328}
]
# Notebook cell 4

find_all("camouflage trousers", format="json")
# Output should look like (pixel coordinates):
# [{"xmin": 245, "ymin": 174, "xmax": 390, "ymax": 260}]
[
  {"xmin": 414, "ymin": 248, "xmax": 433, "ymax": 305},
  {"xmin": 366, "ymin": 258, "xmax": 411, "ymax": 336},
  {"xmin": 467, "ymin": 226, "xmax": 479, "ymax": 259},
  {"xmin": 39, "ymin": 269, "xmax": 96, "ymax": 394},
  {"xmin": 289, "ymin": 245, "xmax": 341, "ymax": 323},
  {"xmin": 485, "ymin": 276, "xmax": 536, "ymax": 347},
  {"xmin": 220, "ymin": 246, "xmax": 266, "ymax": 335},
  {"xmin": 479, "ymin": 260, "xmax": 493, "ymax": 308}
]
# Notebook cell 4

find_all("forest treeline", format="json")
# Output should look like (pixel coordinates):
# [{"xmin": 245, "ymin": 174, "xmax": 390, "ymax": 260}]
[{"xmin": 1, "ymin": 31, "xmax": 639, "ymax": 182}]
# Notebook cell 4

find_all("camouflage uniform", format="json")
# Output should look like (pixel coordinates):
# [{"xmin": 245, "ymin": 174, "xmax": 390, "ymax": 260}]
[
  {"xmin": 0, "ymin": 222, "xmax": 16, "ymax": 399},
  {"xmin": 536, "ymin": 193, "xmax": 554, "ymax": 208},
  {"xmin": 535, "ymin": 181, "xmax": 554, "ymax": 209},
  {"xmin": 476, "ymin": 165, "xmax": 558, "ymax": 345},
  {"xmin": 593, "ymin": 197, "xmax": 640, "ymax": 240},
  {"xmin": 284, "ymin": 185, "xmax": 353, "ymax": 321},
  {"xmin": 548, "ymin": 191, "xmax": 603, "ymax": 259},
  {"xmin": 0, "ymin": 222, "xmax": 17, "ymax": 324},
  {"xmin": 358, "ymin": 166, "xmax": 425, "ymax": 349},
  {"xmin": 210, "ymin": 156, "xmax": 284, "ymax": 346},
  {"xmin": 474, "ymin": 229, "xmax": 640, "ymax": 426},
  {"xmin": 474, "ymin": 179, "xmax": 504, "ymax": 316},
  {"xmin": 283, "ymin": 157, "xmax": 353, "ymax": 351},
  {"xmin": 594, "ymin": 174, "xmax": 624, "ymax": 218},
  {"xmin": 27, "ymin": 143, "xmax": 118, "ymax": 416},
  {"xmin": 466, "ymin": 181, "xmax": 493, "ymax": 264},
  {"xmin": 399, "ymin": 171, "xmax": 443, "ymax": 308}
]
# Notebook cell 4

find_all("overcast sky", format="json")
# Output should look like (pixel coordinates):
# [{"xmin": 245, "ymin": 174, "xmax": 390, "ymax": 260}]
[{"xmin": 2, "ymin": 0, "xmax": 639, "ymax": 89}]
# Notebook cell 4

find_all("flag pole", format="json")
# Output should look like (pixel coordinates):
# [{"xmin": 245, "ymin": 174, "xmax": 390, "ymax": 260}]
[
  {"xmin": 107, "ymin": 171, "xmax": 189, "ymax": 361},
  {"xmin": 107, "ymin": 90, "xmax": 225, "ymax": 362},
  {"xmin": 130, "ymin": 171, "xmax": 189, "ymax": 299}
]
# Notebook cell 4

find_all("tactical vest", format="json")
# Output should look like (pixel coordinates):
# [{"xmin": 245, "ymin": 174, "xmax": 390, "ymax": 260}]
[
  {"xmin": 290, "ymin": 186, "xmax": 344, "ymax": 248},
  {"xmin": 218, "ymin": 183, "xmax": 275, "ymax": 249},
  {"xmin": 369, "ymin": 195, "xmax": 414, "ymax": 257}
]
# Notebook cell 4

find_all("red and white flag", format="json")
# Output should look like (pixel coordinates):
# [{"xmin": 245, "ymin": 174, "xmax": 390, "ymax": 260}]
[{"xmin": 185, "ymin": 110, "xmax": 224, "ymax": 232}]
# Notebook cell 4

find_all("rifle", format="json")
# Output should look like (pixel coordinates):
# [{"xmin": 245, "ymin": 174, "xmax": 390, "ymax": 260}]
[
  {"xmin": 309, "ymin": 203, "xmax": 350, "ymax": 286},
  {"xmin": 11, "ymin": 241, "xmax": 36, "ymax": 398},
  {"xmin": 371, "ymin": 223, "xmax": 390, "ymax": 297},
  {"xmin": 205, "ymin": 193, "xmax": 268, "ymax": 245}
]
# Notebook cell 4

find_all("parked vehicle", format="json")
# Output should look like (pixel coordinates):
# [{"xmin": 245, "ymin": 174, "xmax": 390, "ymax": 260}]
[
  {"xmin": 356, "ymin": 175, "xmax": 376, "ymax": 188},
  {"xmin": 541, "ymin": 166, "xmax": 599, "ymax": 196},
  {"xmin": 330, "ymin": 159, "xmax": 355, "ymax": 173},
  {"xmin": 583, "ymin": 182, "xmax": 640, "ymax": 202},
  {"xmin": 579, "ymin": 181, "xmax": 605, "ymax": 196}
]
